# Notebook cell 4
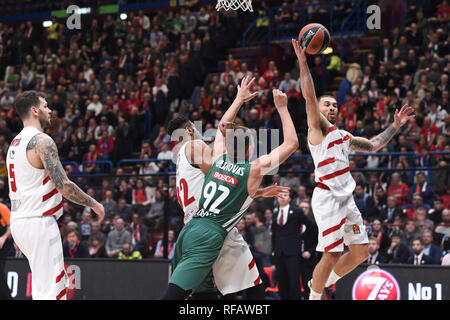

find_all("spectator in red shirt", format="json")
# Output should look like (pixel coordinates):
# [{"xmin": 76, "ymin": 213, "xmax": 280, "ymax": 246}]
[
  {"xmin": 437, "ymin": 0, "xmax": 450, "ymax": 22},
  {"xmin": 420, "ymin": 116, "xmax": 438, "ymax": 146},
  {"xmin": 387, "ymin": 172, "xmax": 409, "ymax": 206},
  {"xmin": 286, "ymin": 82, "xmax": 301, "ymax": 102},
  {"xmin": 262, "ymin": 60, "xmax": 277, "ymax": 83},
  {"xmin": 97, "ymin": 131, "xmax": 115, "ymax": 160},
  {"xmin": 344, "ymin": 104, "xmax": 357, "ymax": 132}
]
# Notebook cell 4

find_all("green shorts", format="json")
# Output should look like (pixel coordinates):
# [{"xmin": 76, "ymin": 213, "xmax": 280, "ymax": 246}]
[{"xmin": 170, "ymin": 217, "xmax": 227, "ymax": 293}]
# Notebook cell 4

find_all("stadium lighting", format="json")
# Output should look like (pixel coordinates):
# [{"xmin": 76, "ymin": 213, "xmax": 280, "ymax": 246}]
[
  {"xmin": 42, "ymin": 20, "xmax": 52, "ymax": 28},
  {"xmin": 120, "ymin": 13, "xmax": 127, "ymax": 20}
]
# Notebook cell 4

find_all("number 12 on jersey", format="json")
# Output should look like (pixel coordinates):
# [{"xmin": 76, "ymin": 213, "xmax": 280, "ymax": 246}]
[{"xmin": 176, "ymin": 178, "xmax": 195, "ymax": 210}]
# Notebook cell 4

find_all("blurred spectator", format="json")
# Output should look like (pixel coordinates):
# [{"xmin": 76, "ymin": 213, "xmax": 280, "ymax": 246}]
[
  {"xmin": 88, "ymin": 235, "xmax": 107, "ymax": 258},
  {"xmin": 386, "ymin": 232, "xmax": 410, "ymax": 263},
  {"xmin": 408, "ymin": 237, "xmax": 434, "ymax": 265},
  {"xmin": 117, "ymin": 198, "xmax": 134, "ymax": 223},
  {"xmin": 118, "ymin": 242, "xmax": 142, "ymax": 260},
  {"xmin": 366, "ymin": 236, "xmax": 389, "ymax": 264},
  {"xmin": 367, "ymin": 218, "xmax": 390, "ymax": 252},
  {"xmin": 253, "ymin": 212, "xmax": 272, "ymax": 265},
  {"xmin": 105, "ymin": 218, "xmax": 131, "ymax": 258},
  {"xmin": 402, "ymin": 218, "xmax": 420, "ymax": 249},
  {"xmin": 101, "ymin": 190, "xmax": 118, "ymax": 222},
  {"xmin": 422, "ymin": 230, "xmax": 442, "ymax": 264},
  {"xmin": 63, "ymin": 231, "xmax": 89, "ymax": 258},
  {"xmin": 79, "ymin": 210, "xmax": 93, "ymax": 241},
  {"xmin": 130, "ymin": 212, "xmax": 148, "ymax": 254},
  {"xmin": 154, "ymin": 229, "xmax": 176, "ymax": 259},
  {"xmin": 434, "ymin": 209, "xmax": 450, "ymax": 238},
  {"xmin": 414, "ymin": 207, "xmax": 434, "ymax": 234},
  {"xmin": 387, "ymin": 173, "xmax": 409, "ymax": 207}
]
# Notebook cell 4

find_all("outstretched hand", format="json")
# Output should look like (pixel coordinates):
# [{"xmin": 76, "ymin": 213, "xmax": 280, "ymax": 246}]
[
  {"xmin": 292, "ymin": 39, "xmax": 307, "ymax": 65},
  {"xmin": 236, "ymin": 75, "xmax": 258, "ymax": 102},
  {"xmin": 259, "ymin": 183, "xmax": 291, "ymax": 198},
  {"xmin": 393, "ymin": 104, "xmax": 415, "ymax": 130},
  {"xmin": 273, "ymin": 89, "xmax": 288, "ymax": 109}
]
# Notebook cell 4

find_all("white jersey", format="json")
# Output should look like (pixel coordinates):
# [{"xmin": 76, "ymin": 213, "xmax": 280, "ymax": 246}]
[
  {"xmin": 175, "ymin": 140, "xmax": 205, "ymax": 224},
  {"xmin": 6, "ymin": 127, "xmax": 63, "ymax": 222},
  {"xmin": 308, "ymin": 124, "xmax": 356, "ymax": 198}
]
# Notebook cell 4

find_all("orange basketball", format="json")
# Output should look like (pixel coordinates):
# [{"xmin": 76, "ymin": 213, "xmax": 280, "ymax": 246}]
[{"xmin": 298, "ymin": 23, "xmax": 331, "ymax": 55}]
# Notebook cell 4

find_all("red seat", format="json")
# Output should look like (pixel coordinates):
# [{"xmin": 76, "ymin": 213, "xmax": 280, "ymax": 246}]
[{"xmin": 263, "ymin": 266, "xmax": 279, "ymax": 293}]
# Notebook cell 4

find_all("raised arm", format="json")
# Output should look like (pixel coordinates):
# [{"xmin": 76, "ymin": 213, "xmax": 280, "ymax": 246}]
[
  {"xmin": 292, "ymin": 39, "xmax": 328, "ymax": 145},
  {"xmin": 30, "ymin": 134, "xmax": 105, "ymax": 222},
  {"xmin": 251, "ymin": 89, "xmax": 299, "ymax": 178},
  {"xmin": 349, "ymin": 104, "xmax": 415, "ymax": 152},
  {"xmin": 213, "ymin": 75, "xmax": 258, "ymax": 160}
]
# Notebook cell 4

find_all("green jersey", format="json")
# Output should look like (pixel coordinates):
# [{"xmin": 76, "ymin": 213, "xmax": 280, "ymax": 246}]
[{"xmin": 193, "ymin": 154, "xmax": 253, "ymax": 232}]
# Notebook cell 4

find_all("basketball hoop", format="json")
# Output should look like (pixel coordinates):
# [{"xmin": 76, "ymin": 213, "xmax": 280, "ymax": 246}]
[{"xmin": 216, "ymin": 0, "xmax": 253, "ymax": 12}]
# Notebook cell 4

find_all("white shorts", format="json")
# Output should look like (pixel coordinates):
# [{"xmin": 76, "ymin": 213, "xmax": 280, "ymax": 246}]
[
  {"xmin": 311, "ymin": 187, "xmax": 368, "ymax": 252},
  {"xmin": 212, "ymin": 227, "xmax": 261, "ymax": 295},
  {"xmin": 10, "ymin": 216, "xmax": 67, "ymax": 300}
]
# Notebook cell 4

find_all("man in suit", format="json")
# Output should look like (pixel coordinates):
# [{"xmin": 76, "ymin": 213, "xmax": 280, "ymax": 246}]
[
  {"xmin": 408, "ymin": 237, "xmax": 434, "ymax": 265},
  {"xmin": 421, "ymin": 231, "xmax": 442, "ymax": 264},
  {"xmin": 381, "ymin": 196, "xmax": 406, "ymax": 223},
  {"xmin": 298, "ymin": 201, "xmax": 318, "ymax": 299},
  {"xmin": 272, "ymin": 192, "xmax": 316, "ymax": 300},
  {"xmin": 386, "ymin": 232, "xmax": 410, "ymax": 263},
  {"xmin": 365, "ymin": 236, "xmax": 389, "ymax": 265}
]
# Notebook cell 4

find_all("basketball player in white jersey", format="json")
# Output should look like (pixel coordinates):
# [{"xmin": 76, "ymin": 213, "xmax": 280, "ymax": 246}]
[
  {"xmin": 6, "ymin": 91, "xmax": 105, "ymax": 300},
  {"xmin": 168, "ymin": 76, "xmax": 290, "ymax": 299},
  {"xmin": 292, "ymin": 40, "xmax": 415, "ymax": 299}
]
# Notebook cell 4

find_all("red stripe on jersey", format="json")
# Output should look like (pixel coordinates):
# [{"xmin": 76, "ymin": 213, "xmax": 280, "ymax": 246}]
[
  {"xmin": 327, "ymin": 126, "xmax": 338, "ymax": 134},
  {"xmin": 316, "ymin": 183, "xmax": 330, "ymax": 190},
  {"xmin": 56, "ymin": 288, "xmax": 66, "ymax": 300},
  {"xmin": 324, "ymin": 237, "xmax": 344, "ymax": 252},
  {"xmin": 56, "ymin": 270, "xmax": 65, "ymax": 283},
  {"xmin": 318, "ymin": 167, "xmax": 350, "ymax": 182},
  {"xmin": 327, "ymin": 134, "xmax": 350, "ymax": 149},
  {"xmin": 253, "ymin": 275, "xmax": 261, "ymax": 286},
  {"xmin": 317, "ymin": 157, "xmax": 335, "ymax": 168},
  {"xmin": 248, "ymin": 258, "xmax": 255, "ymax": 270},
  {"xmin": 42, "ymin": 201, "xmax": 63, "ymax": 216},
  {"xmin": 43, "ymin": 176, "xmax": 51, "ymax": 185},
  {"xmin": 322, "ymin": 218, "xmax": 346, "ymax": 236},
  {"xmin": 43, "ymin": 188, "xmax": 58, "ymax": 202}
]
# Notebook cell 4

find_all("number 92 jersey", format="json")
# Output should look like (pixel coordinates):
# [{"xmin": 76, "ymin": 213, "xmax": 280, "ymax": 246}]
[
  {"xmin": 176, "ymin": 141, "xmax": 205, "ymax": 224},
  {"xmin": 194, "ymin": 154, "xmax": 253, "ymax": 233}
]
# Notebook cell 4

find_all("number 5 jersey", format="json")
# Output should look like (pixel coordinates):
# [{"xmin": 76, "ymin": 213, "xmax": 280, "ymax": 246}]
[{"xmin": 6, "ymin": 127, "xmax": 63, "ymax": 222}]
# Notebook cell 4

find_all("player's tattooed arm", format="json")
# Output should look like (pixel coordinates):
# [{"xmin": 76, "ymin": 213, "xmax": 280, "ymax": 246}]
[
  {"xmin": 349, "ymin": 125, "xmax": 397, "ymax": 153},
  {"xmin": 349, "ymin": 105, "xmax": 415, "ymax": 153},
  {"xmin": 32, "ymin": 134, "xmax": 96, "ymax": 208}
]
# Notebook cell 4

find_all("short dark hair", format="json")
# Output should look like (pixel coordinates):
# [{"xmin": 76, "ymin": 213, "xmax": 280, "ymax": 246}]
[
  {"xmin": 412, "ymin": 237, "xmax": 424, "ymax": 245},
  {"xmin": 14, "ymin": 90, "xmax": 46, "ymax": 120},
  {"xmin": 167, "ymin": 116, "xmax": 191, "ymax": 136},
  {"xmin": 318, "ymin": 95, "xmax": 336, "ymax": 103}
]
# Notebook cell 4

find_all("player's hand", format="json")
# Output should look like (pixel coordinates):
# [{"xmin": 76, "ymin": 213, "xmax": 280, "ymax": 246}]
[
  {"xmin": 236, "ymin": 75, "xmax": 258, "ymax": 103},
  {"xmin": 92, "ymin": 202, "xmax": 105, "ymax": 224},
  {"xmin": 292, "ymin": 39, "xmax": 307, "ymax": 65},
  {"xmin": 273, "ymin": 89, "xmax": 288, "ymax": 109},
  {"xmin": 258, "ymin": 183, "xmax": 291, "ymax": 198},
  {"xmin": 0, "ymin": 236, "xmax": 6, "ymax": 249},
  {"xmin": 393, "ymin": 104, "xmax": 415, "ymax": 130}
]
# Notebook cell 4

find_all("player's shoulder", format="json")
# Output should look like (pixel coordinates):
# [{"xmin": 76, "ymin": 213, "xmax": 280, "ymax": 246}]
[{"xmin": 29, "ymin": 132, "xmax": 56, "ymax": 151}]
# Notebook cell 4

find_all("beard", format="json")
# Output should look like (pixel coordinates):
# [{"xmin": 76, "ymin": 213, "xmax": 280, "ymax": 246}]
[{"xmin": 38, "ymin": 110, "xmax": 51, "ymax": 129}]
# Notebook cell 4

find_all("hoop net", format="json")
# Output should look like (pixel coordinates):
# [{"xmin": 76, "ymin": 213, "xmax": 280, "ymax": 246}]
[{"xmin": 216, "ymin": 0, "xmax": 253, "ymax": 12}]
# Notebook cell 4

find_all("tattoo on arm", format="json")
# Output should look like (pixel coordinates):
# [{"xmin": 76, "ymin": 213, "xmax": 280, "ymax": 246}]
[
  {"xmin": 350, "ymin": 125, "xmax": 398, "ymax": 153},
  {"xmin": 349, "ymin": 138, "xmax": 374, "ymax": 152},
  {"xmin": 370, "ymin": 125, "xmax": 398, "ymax": 151},
  {"xmin": 34, "ymin": 135, "xmax": 96, "ymax": 208}
]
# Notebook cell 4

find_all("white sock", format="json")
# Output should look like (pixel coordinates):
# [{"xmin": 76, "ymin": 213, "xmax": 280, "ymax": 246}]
[
  {"xmin": 309, "ymin": 288, "xmax": 322, "ymax": 300},
  {"xmin": 325, "ymin": 270, "xmax": 341, "ymax": 287}
]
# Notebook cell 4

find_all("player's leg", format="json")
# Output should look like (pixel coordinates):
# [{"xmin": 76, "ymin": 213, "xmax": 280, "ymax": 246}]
[
  {"xmin": 11, "ymin": 217, "xmax": 66, "ymax": 300},
  {"xmin": 309, "ymin": 251, "xmax": 340, "ymax": 299},
  {"xmin": 324, "ymin": 197, "xmax": 369, "ymax": 287},
  {"xmin": 212, "ymin": 228, "xmax": 263, "ymax": 299},
  {"xmin": 309, "ymin": 189, "xmax": 344, "ymax": 299},
  {"xmin": 162, "ymin": 222, "xmax": 224, "ymax": 300}
]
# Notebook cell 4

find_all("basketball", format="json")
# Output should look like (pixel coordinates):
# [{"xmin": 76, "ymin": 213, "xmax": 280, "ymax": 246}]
[{"xmin": 298, "ymin": 23, "xmax": 331, "ymax": 55}]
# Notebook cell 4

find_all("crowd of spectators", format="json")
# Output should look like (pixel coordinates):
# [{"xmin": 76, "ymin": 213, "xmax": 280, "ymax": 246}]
[{"xmin": 0, "ymin": 0, "xmax": 449, "ymax": 284}]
